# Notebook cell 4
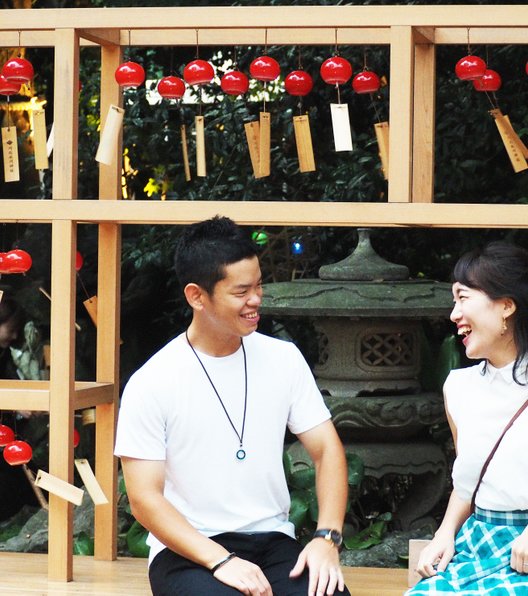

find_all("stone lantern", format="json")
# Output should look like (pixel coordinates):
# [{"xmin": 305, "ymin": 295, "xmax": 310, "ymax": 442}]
[{"xmin": 261, "ymin": 229, "xmax": 453, "ymax": 530}]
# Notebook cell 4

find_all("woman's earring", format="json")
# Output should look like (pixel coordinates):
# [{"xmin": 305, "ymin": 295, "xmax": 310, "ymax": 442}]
[{"xmin": 501, "ymin": 317, "xmax": 508, "ymax": 336}]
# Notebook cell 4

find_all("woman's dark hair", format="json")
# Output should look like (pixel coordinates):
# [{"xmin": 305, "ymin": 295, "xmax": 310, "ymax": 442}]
[
  {"xmin": 453, "ymin": 241, "xmax": 528, "ymax": 384},
  {"xmin": 174, "ymin": 216, "xmax": 258, "ymax": 295}
]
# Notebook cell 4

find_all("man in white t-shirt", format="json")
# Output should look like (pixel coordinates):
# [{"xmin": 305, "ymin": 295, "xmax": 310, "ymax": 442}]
[{"xmin": 115, "ymin": 216, "xmax": 350, "ymax": 596}]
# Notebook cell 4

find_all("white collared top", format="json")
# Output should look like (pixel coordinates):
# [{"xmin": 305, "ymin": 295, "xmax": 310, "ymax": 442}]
[{"xmin": 445, "ymin": 360, "xmax": 528, "ymax": 511}]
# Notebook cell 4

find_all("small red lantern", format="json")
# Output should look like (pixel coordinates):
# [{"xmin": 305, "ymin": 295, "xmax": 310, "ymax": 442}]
[
  {"xmin": 352, "ymin": 70, "xmax": 381, "ymax": 94},
  {"xmin": 221, "ymin": 70, "xmax": 249, "ymax": 96},
  {"xmin": 115, "ymin": 61, "xmax": 145, "ymax": 89},
  {"xmin": 525, "ymin": 61, "xmax": 528, "ymax": 76},
  {"xmin": 320, "ymin": 56, "xmax": 353, "ymax": 85},
  {"xmin": 73, "ymin": 428, "xmax": 80, "ymax": 449},
  {"xmin": 75, "ymin": 251, "xmax": 84, "ymax": 272},
  {"xmin": 0, "ymin": 75, "xmax": 21, "ymax": 96},
  {"xmin": 249, "ymin": 56, "xmax": 280, "ymax": 82},
  {"xmin": 3, "ymin": 440, "xmax": 32, "ymax": 466},
  {"xmin": 3, "ymin": 249, "xmax": 32, "ymax": 274},
  {"xmin": 1, "ymin": 57, "xmax": 34, "ymax": 84},
  {"xmin": 183, "ymin": 60, "xmax": 215, "ymax": 86},
  {"xmin": 0, "ymin": 424, "xmax": 15, "ymax": 447},
  {"xmin": 473, "ymin": 69, "xmax": 502, "ymax": 92},
  {"xmin": 455, "ymin": 55, "xmax": 487, "ymax": 81},
  {"xmin": 157, "ymin": 75, "xmax": 186, "ymax": 100},
  {"xmin": 284, "ymin": 70, "xmax": 313, "ymax": 96}
]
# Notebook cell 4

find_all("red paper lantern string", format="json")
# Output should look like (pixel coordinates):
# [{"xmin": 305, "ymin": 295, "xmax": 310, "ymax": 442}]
[
  {"xmin": 320, "ymin": 56, "xmax": 353, "ymax": 86},
  {"xmin": 455, "ymin": 55, "xmax": 487, "ymax": 81},
  {"xmin": 0, "ymin": 249, "xmax": 32, "ymax": 274},
  {"xmin": 3, "ymin": 440, "xmax": 32, "ymax": 466},
  {"xmin": 284, "ymin": 70, "xmax": 313, "ymax": 97},
  {"xmin": 473, "ymin": 69, "xmax": 502, "ymax": 92},
  {"xmin": 352, "ymin": 70, "xmax": 381, "ymax": 95},
  {"xmin": 250, "ymin": 55, "xmax": 280, "ymax": 83},
  {"xmin": 75, "ymin": 250, "xmax": 84, "ymax": 272},
  {"xmin": 0, "ymin": 75, "xmax": 21, "ymax": 96},
  {"xmin": 2, "ymin": 56, "xmax": 34, "ymax": 84},
  {"xmin": 158, "ymin": 75, "xmax": 186, "ymax": 100},
  {"xmin": 115, "ymin": 61, "xmax": 145, "ymax": 89},
  {"xmin": 183, "ymin": 59, "xmax": 215, "ymax": 86},
  {"xmin": 0, "ymin": 424, "xmax": 15, "ymax": 446},
  {"xmin": 455, "ymin": 28, "xmax": 486, "ymax": 81},
  {"xmin": 221, "ymin": 70, "xmax": 249, "ymax": 96}
]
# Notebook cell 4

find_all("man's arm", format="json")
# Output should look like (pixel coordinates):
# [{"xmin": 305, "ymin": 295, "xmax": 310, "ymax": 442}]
[
  {"xmin": 121, "ymin": 457, "xmax": 272, "ymax": 595},
  {"xmin": 289, "ymin": 419, "xmax": 349, "ymax": 595}
]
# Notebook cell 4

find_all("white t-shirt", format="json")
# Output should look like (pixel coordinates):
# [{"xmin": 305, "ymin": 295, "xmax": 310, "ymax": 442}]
[
  {"xmin": 445, "ymin": 360, "xmax": 528, "ymax": 511},
  {"xmin": 114, "ymin": 331, "xmax": 331, "ymax": 564}
]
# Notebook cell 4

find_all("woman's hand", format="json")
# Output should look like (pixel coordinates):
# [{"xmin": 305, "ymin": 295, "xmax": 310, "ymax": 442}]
[
  {"xmin": 415, "ymin": 533, "xmax": 455, "ymax": 579},
  {"xmin": 511, "ymin": 526, "xmax": 528, "ymax": 574}
]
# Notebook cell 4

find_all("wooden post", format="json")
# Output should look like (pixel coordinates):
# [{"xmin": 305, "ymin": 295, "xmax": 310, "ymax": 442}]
[
  {"xmin": 412, "ymin": 28, "xmax": 436, "ymax": 203},
  {"xmin": 94, "ymin": 39, "xmax": 122, "ymax": 562},
  {"xmin": 48, "ymin": 27, "xmax": 79, "ymax": 582},
  {"xmin": 388, "ymin": 26, "xmax": 414, "ymax": 203}
]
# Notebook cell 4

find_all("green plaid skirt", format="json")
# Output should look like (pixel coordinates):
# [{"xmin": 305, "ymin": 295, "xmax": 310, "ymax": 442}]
[{"xmin": 406, "ymin": 507, "xmax": 528, "ymax": 595}]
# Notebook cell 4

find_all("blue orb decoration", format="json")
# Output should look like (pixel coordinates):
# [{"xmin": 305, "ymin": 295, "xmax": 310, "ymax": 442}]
[{"xmin": 291, "ymin": 241, "xmax": 304, "ymax": 255}]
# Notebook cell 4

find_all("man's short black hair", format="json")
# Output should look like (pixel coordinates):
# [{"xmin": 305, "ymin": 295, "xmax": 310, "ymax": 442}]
[{"xmin": 174, "ymin": 216, "xmax": 259, "ymax": 294}]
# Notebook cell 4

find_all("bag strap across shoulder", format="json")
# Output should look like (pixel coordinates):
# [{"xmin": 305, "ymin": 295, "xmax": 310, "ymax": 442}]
[{"xmin": 470, "ymin": 397, "xmax": 528, "ymax": 513}]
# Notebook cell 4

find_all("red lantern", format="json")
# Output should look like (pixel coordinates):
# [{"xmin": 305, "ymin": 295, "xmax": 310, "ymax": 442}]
[
  {"xmin": 525, "ymin": 61, "xmax": 528, "ymax": 76},
  {"xmin": 115, "ymin": 61, "xmax": 145, "ymax": 89},
  {"xmin": 75, "ymin": 251, "xmax": 84, "ymax": 272},
  {"xmin": 473, "ymin": 69, "xmax": 502, "ymax": 92},
  {"xmin": 352, "ymin": 70, "xmax": 381, "ymax": 94},
  {"xmin": 0, "ymin": 75, "xmax": 21, "ymax": 96},
  {"xmin": 249, "ymin": 56, "xmax": 280, "ymax": 82},
  {"xmin": 157, "ymin": 75, "xmax": 186, "ymax": 100},
  {"xmin": 73, "ymin": 428, "xmax": 80, "ymax": 449},
  {"xmin": 183, "ymin": 60, "xmax": 214, "ymax": 86},
  {"xmin": 0, "ymin": 424, "xmax": 15, "ymax": 447},
  {"xmin": 455, "ymin": 55, "xmax": 487, "ymax": 81},
  {"xmin": 3, "ymin": 440, "xmax": 32, "ymax": 466},
  {"xmin": 221, "ymin": 70, "xmax": 249, "ymax": 96},
  {"xmin": 284, "ymin": 70, "xmax": 313, "ymax": 96},
  {"xmin": 3, "ymin": 249, "xmax": 32, "ymax": 274},
  {"xmin": 320, "ymin": 56, "xmax": 353, "ymax": 85},
  {"xmin": 1, "ymin": 57, "xmax": 34, "ymax": 84}
]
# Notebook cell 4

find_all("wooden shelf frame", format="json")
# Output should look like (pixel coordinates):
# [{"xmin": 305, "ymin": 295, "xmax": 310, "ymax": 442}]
[{"xmin": 1, "ymin": 4, "xmax": 527, "ymax": 584}]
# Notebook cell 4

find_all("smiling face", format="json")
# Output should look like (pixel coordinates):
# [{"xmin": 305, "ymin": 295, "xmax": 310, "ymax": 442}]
[
  {"xmin": 187, "ymin": 255, "xmax": 263, "ymax": 355},
  {"xmin": 450, "ymin": 281, "xmax": 517, "ymax": 367}
]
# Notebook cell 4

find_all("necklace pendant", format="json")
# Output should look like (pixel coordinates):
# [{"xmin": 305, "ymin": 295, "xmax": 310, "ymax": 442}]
[{"xmin": 236, "ymin": 448, "xmax": 246, "ymax": 460}]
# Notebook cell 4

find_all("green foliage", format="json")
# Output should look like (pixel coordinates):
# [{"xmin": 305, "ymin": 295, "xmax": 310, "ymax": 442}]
[
  {"xmin": 73, "ymin": 531, "xmax": 95, "ymax": 556},
  {"xmin": 283, "ymin": 447, "xmax": 390, "ymax": 550},
  {"xmin": 126, "ymin": 520, "xmax": 150, "ymax": 558}
]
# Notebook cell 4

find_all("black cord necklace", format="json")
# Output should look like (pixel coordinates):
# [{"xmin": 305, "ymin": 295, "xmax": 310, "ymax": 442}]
[{"xmin": 185, "ymin": 331, "xmax": 248, "ymax": 461}]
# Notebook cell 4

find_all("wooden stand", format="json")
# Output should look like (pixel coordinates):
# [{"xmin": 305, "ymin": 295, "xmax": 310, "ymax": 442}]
[{"xmin": 0, "ymin": 5, "xmax": 527, "ymax": 586}]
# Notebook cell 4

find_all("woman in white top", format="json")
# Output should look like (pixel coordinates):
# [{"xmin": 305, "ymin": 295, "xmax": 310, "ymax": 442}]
[{"xmin": 407, "ymin": 241, "xmax": 528, "ymax": 594}]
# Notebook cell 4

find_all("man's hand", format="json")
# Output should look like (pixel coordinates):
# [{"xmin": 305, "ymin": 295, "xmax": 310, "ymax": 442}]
[
  {"xmin": 289, "ymin": 539, "xmax": 345, "ymax": 595},
  {"xmin": 214, "ymin": 556, "xmax": 273, "ymax": 595}
]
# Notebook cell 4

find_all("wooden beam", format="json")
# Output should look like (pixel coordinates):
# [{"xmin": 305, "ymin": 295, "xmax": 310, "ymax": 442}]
[
  {"xmin": 2, "ymin": 6, "xmax": 528, "ymax": 30},
  {"xmin": 412, "ymin": 40, "xmax": 436, "ymax": 203},
  {"xmin": 388, "ymin": 26, "xmax": 414, "ymax": 202},
  {"xmin": 78, "ymin": 29, "xmax": 120, "ymax": 47}
]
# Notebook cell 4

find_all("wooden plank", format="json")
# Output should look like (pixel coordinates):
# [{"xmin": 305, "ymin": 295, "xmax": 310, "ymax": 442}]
[
  {"xmin": 412, "ymin": 40, "xmax": 436, "ymax": 203},
  {"xmin": 48, "ymin": 220, "xmax": 76, "ymax": 581},
  {"xmin": 1, "ymin": 199, "xmax": 528, "ymax": 228},
  {"xmin": 3, "ymin": 6, "xmax": 528, "ymax": 30},
  {"xmin": 388, "ymin": 26, "xmax": 413, "ymax": 203},
  {"xmin": 51, "ymin": 29, "xmax": 79, "ymax": 201},
  {"xmin": 0, "ymin": 554, "xmax": 407, "ymax": 595}
]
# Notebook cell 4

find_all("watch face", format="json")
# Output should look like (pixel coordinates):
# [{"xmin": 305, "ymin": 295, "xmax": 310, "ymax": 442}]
[{"xmin": 330, "ymin": 530, "xmax": 343, "ymax": 546}]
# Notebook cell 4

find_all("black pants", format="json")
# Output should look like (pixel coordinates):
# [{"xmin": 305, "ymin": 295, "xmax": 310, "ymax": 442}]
[{"xmin": 149, "ymin": 531, "xmax": 351, "ymax": 596}]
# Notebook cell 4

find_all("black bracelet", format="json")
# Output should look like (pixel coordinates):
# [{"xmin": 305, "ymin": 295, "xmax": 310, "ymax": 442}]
[{"xmin": 210, "ymin": 552, "xmax": 237, "ymax": 574}]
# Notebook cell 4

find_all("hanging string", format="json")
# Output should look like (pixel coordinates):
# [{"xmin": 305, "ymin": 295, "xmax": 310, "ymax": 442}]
[
  {"xmin": 195, "ymin": 29, "xmax": 200, "ymax": 59},
  {"xmin": 466, "ymin": 27, "xmax": 472, "ymax": 55},
  {"xmin": 297, "ymin": 47, "xmax": 303, "ymax": 115},
  {"xmin": 334, "ymin": 28, "xmax": 339, "ymax": 55}
]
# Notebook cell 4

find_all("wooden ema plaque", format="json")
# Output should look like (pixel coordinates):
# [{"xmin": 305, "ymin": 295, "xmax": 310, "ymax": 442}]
[
  {"xmin": 195, "ymin": 115, "xmax": 206, "ymax": 177},
  {"xmin": 490, "ymin": 108, "xmax": 528, "ymax": 173},
  {"xmin": 95, "ymin": 104, "xmax": 124, "ymax": 166},
  {"xmin": 293, "ymin": 115, "xmax": 316, "ymax": 173},
  {"xmin": 2, "ymin": 126, "xmax": 20, "ymax": 182},
  {"xmin": 32, "ymin": 109, "xmax": 49, "ymax": 170},
  {"xmin": 374, "ymin": 121, "xmax": 389, "ymax": 180},
  {"xmin": 180, "ymin": 124, "xmax": 191, "ymax": 182}
]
